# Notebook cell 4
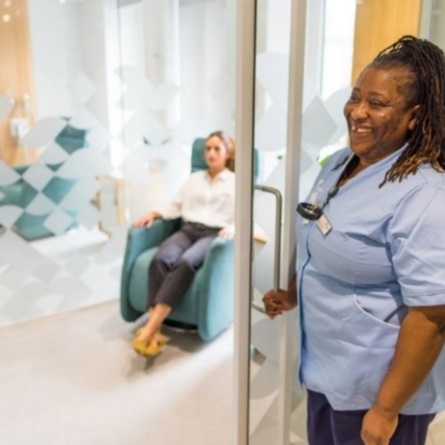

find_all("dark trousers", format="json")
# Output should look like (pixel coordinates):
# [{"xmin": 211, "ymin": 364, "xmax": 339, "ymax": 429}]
[
  {"xmin": 148, "ymin": 222, "xmax": 220, "ymax": 309},
  {"xmin": 307, "ymin": 390, "xmax": 435, "ymax": 445}
]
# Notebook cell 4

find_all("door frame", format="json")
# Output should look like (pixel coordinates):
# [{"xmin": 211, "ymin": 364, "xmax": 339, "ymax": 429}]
[{"xmin": 233, "ymin": 0, "xmax": 308, "ymax": 444}]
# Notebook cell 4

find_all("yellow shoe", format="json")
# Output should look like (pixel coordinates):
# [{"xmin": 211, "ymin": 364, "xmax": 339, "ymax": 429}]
[
  {"xmin": 157, "ymin": 334, "xmax": 170, "ymax": 347},
  {"xmin": 135, "ymin": 329, "xmax": 170, "ymax": 347},
  {"xmin": 132, "ymin": 332, "xmax": 167, "ymax": 357},
  {"xmin": 142, "ymin": 342, "xmax": 164, "ymax": 356},
  {"xmin": 132, "ymin": 336, "xmax": 148, "ymax": 356}
]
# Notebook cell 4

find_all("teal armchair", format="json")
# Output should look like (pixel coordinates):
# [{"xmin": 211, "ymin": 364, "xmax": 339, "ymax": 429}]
[{"xmin": 120, "ymin": 138, "xmax": 237, "ymax": 341}]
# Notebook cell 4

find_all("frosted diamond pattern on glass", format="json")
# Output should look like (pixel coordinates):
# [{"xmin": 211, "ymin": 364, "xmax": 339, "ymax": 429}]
[
  {"xmin": 22, "ymin": 163, "xmax": 54, "ymax": 191},
  {"xmin": 39, "ymin": 143, "xmax": 69, "ymax": 165},
  {"xmin": 250, "ymin": 2, "xmax": 354, "ymax": 441},
  {"xmin": 21, "ymin": 117, "xmax": 67, "ymax": 147},
  {"xmin": 67, "ymin": 73, "xmax": 97, "ymax": 105},
  {"xmin": 26, "ymin": 194, "xmax": 56, "ymax": 216},
  {"xmin": 0, "ymin": 161, "xmax": 20, "ymax": 186},
  {"xmin": 0, "ymin": 206, "xmax": 24, "ymax": 228},
  {"xmin": 43, "ymin": 209, "xmax": 74, "ymax": 235},
  {"xmin": 60, "ymin": 178, "xmax": 101, "ymax": 211},
  {"xmin": 77, "ymin": 204, "xmax": 100, "ymax": 230},
  {"xmin": 0, "ymin": 0, "xmax": 234, "ymax": 340}
]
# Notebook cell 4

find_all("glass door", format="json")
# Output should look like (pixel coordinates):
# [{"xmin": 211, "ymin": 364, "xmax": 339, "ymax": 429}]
[
  {"xmin": 234, "ymin": 0, "xmax": 358, "ymax": 444},
  {"xmin": 235, "ymin": 0, "xmax": 445, "ymax": 444},
  {"xmin": 234, "ymin": 0, "xmax": 308, "ymax": 443}
]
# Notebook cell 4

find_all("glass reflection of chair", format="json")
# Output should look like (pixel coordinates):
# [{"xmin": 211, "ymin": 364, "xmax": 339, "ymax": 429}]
[{"xmin": 120, "ymin": 138, "xmax": 261, "ymax": 341}]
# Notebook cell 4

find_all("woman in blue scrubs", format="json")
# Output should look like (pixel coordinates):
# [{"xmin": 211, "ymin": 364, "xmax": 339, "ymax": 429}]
[{"xmin": 264, "ymin": 36, "xmax": 445, "ymax": 445}]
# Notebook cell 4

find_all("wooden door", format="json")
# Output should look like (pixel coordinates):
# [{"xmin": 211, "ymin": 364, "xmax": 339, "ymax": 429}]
[
  {"xmin": 0, "ymin": 0, "xmax": 36, "ymax": 165},
  {"xmin": 351, "ymin": 0, "xmax": 423, "ymax": 83}
]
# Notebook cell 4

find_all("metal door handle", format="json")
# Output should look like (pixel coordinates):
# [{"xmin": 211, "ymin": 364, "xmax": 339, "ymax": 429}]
[{"xmin": 252, "ymin": 184, "xmax": 282, "ymax": 314}]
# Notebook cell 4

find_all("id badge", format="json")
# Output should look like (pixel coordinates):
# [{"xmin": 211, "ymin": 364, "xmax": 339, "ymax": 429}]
[{"xmin": 316, "ymin": 214, "xmax": 332, "ymax": 236}]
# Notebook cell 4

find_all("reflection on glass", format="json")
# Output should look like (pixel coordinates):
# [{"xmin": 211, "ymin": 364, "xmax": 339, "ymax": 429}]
[
  {"xmin": 250, "ymin": 0, "xmax": 359, "ymax": 443},
  {"xmin": 0, "ymin": 0, "xmax": 236, "ymax": 336},
  {"xmin": 0, "ymin": 0, "xmax": 125, "ymax": 326}
]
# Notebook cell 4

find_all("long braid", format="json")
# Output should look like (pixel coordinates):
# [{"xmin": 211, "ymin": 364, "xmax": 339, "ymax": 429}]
[{"xmin": 369, "ymin": 36, "xmax": 445, "ymax": 185}]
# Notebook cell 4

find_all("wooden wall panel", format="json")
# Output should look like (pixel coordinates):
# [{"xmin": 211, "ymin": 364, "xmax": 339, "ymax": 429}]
[
  {"xmin": 352, "ymin": 0, "xmax": 423, "ymax": 84},
  {"xmin": 0, "ymin": 0, "xmax": 37, "ymax": 165}
]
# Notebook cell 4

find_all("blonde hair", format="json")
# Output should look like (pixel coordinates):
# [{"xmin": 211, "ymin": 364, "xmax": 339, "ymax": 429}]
[{"xmin": 206, "ymin": 130, "xmax": 236, "ymax": 171}]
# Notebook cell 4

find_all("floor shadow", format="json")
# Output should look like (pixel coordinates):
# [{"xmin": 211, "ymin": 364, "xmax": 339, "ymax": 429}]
[{"xmin": 162, "ymin": 325, "xmax": 206, "ymax": 353}]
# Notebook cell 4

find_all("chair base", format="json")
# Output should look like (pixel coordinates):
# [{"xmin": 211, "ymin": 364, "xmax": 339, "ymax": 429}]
[{"xmin": 163, "ymin": 319, "xmax": 197, "ymax": 332}]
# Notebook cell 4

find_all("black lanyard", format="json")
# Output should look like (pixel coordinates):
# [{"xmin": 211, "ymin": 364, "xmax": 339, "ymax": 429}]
[{"xmin": 296, "ymin": 154, "xmax": 355, "ymax": 221}]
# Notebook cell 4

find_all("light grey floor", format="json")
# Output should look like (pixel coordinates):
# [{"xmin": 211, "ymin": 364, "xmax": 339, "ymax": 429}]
[
  {"xmin": 0, "ymin": 301, "xmax": 233, "ymax": 445},
  {"xmin": 2, "ymin": 301, "xmax": 444, "ymax": 445}
]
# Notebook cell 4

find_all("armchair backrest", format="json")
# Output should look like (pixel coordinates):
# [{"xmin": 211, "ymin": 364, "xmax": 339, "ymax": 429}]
[
  {"xmin": 190, "ymin": 137, "xmax": 260, "ymax": 183},
  {"xmin": 191, "ymin": 138, "xmax": 209, "ymax": 172}
]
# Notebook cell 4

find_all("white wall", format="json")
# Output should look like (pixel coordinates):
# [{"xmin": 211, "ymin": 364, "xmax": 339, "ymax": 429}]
[
  {"xmin": 115, "ymin": 0, "xmax": 235, "ymax": 221},
  {"xmin": 28, "ymin": 0, "xmax": 113, "ymax": 129},
  {"xmin": 257, "ymin": 0, "xmax": 292, "ymax": 181},
  {"xmin": 117, "ymin": 2, "xmax": 145, "ymax": 71},
  {"xmin": 222, "ymin": 0, "xmax": 237, "ymax": 134},
  {"xmin": 321, "ymin": 0, "xmax": 356, "ymax": 98},
  {"xmin": 78, "ymin": 0, "xmax": 110, "ymax": 127},
  {"xmin": 179, "ymin": 0, "xmax": 231, "ymax": 139},
  {"xmin": 28, "ymin": 0, "xmax": 82, "ymax": 119},
  {"xmin": 117, "ymin": 0, "xmax": 233, "ymax": 141},
  {"xmin": 430, "ymin": 0, "xmax": 445, "ymax": 50}
]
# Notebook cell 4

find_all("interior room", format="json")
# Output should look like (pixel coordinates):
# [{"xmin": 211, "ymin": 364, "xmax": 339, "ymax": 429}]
[{"xmin": 1, "ymin": 0, "xmax": 445, "ymax": 444}]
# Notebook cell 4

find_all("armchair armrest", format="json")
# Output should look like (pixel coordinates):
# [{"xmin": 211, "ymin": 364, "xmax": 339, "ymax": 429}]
[
  {"xmin": 120, "ymin": 218, "xmax": 181, "ymax": 321},
  {"xmin": 196, "ymin": 237, "xmax": 234, "ymax": 341}
]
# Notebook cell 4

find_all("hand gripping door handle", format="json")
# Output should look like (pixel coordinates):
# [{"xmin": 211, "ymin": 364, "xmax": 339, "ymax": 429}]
[{"xmin": 251, "ymin": 184, "xmax": 282, "ymax": 314}]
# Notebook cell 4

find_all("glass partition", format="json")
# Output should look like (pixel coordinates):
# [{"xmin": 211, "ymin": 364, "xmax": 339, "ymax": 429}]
[
  {"xmin": 246, "ymin": 0, "xmax": 356, "ymax": 443},
  {"xmin": 0, "ymin": 0, "xmax": 126, "ymax": 326},
  {"xmin": 117, "ymin": 0, "xmax": 236, "ymax": 223},
  {"xmin": 0, "ymin": 0, "xmax": 236, "ymax": 328},
  {"xmin": 245, "ymin": 0, "xmax": 445, "ymax": 443}
]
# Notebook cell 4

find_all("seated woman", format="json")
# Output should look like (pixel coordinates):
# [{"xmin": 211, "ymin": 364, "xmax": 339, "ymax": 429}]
[{"xmin": 131, "ymin": 131, "xmax": 235, "ymax": 356}]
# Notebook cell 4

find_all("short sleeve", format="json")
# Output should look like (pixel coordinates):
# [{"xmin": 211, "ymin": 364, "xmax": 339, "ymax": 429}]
[{"xmin": 389, "ymin": 184, "xmax": 445, "ymax": 306}]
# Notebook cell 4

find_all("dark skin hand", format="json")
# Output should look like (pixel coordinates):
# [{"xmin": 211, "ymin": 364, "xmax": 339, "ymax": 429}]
[
  {"xmin": 262, "ymin": 274, "xmax": 297, "ymax": 318},
  {"xmin": 361, "ymin": 305, "xmax": 445, "ymax": 445},
  {"xmin": 263, "ymin": 278, "xmax": 445, "ymax": 445}
]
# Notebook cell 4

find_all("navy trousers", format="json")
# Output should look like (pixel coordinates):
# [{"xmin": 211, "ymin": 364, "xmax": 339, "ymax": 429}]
[
  {"xmin": 148, "ymin": 222, "xmax": 220, "ymax": 309},
  {"xmin": 307, "ymin": 390, "xmax": 435, "ymax": 445}
]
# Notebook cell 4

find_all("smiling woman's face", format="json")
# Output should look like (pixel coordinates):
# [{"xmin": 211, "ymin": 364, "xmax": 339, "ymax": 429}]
[{"xmin": 343, "ymin": 67, "xmax": 420, "ymax": 163}]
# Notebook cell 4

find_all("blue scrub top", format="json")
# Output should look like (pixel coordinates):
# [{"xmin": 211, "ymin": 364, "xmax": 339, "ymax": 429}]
[{"xmin": 296, "ymin": 146, "xmax": 445, "ymax": 414}]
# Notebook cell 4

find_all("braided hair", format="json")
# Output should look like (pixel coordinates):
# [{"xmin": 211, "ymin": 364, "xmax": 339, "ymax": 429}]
[{"xmin": 368, "ymin": 35, "xmax": 445, "ymax": 185}]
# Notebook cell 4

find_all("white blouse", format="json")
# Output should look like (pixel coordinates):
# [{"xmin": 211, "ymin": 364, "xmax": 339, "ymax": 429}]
[{"xmin": 156, "ymin": 169, "xmax": 235, "ymax": 229}]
